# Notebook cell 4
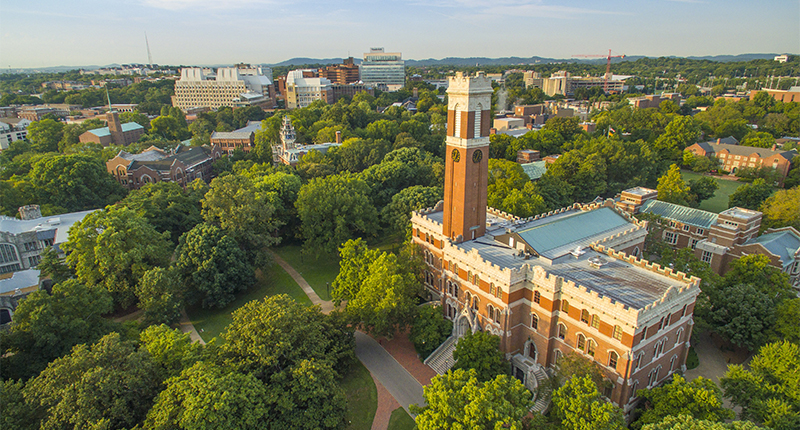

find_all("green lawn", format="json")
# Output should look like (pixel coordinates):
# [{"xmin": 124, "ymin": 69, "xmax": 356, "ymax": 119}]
[
  {"xmin": 341, "ymin": 361, "xmax": 378, "ymax": 430},
  {"xmin": 273, "ymin": 244, "xmax": 340, "ymax": 301},
  {"xmin": 388, "ymin": 408, "xmax": 416, "ymax": 430},
  {"xmin": 186, "ymin": 262, "xmax": 311, "ymax": 343},
  {"xmin": 681, "ymin": 171, "xmax": 745, "ymax": 213}
]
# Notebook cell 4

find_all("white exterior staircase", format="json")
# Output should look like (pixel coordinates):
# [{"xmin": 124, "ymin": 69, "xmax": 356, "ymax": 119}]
[{"xmin": 424, "ymin": 335, "xmax": 458, "ymax": 375}]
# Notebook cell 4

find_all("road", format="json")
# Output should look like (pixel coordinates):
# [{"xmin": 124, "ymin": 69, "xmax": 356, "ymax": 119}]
[{"xmin": 355, "ymin": 331, "xmax": 426, "ymax": 415}]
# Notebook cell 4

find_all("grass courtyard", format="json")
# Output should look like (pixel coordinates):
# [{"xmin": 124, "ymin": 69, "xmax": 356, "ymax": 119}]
[
  {"xmin": 388, "ymin": 407, "xmax": 417, "ymax": 430},
  {"xmin": 186, "ymin": 262, "xmax": 311, "ymax": 343},
  {"xmin": 680, "ymin": 171, "xmax": 745, "ymax": 213},
  {"xmin": 272, "ymin": 244, "xmax": 340, "ymax": 301}
]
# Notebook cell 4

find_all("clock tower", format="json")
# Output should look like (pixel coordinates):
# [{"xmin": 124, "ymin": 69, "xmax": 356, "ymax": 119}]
[{"xmin": 443, "ymin": 72, "xmax": 492, "ymax": 243}]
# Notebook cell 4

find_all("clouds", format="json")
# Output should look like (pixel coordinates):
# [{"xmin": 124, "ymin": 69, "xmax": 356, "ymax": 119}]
[{"xmin": 139, "ymin": 0, "xmax": 277, "ymax": 11}]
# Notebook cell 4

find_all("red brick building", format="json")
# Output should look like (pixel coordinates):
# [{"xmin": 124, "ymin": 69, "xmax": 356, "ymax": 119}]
[
  {"xmin": 79, "ymin": 111, "xmax": 145, "ymax": 146},
  {"xmin": 686, "ymin": 141, "xmax": 796, "ymax": 185},
  {"xmin": 106, "ymin": 144, "xmax": 222, "ymax": 190},
  {"xmin": 411, "ymin": 73, "xmax": 700, "ymax": 416}
]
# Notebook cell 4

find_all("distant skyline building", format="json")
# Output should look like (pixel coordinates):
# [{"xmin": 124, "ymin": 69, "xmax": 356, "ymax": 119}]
[
  {"xmin": 321, "ymin": 57, "xmax": 360, "ymax": 85},
  {"xmin": 360, "ymin": 48, "xmax": 405, "ymax": 90},
  {"xmin": 79, "ymin": 110, "xmax": 145, "ymax": 146},
  {"xmin": 171, "ymin": 66, "xmax": 276, "ymax": 111},
  {"xmin": 284, "ymin": 70, "xmax": 333, "ymax": 109}
]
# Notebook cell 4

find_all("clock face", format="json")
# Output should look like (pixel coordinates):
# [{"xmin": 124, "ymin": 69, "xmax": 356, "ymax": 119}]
[
  {"xmin": 451, "ymin": 148, "xmax": 461, "ymax": 162},
  {"xmin": 472, "ymin": 149, "xmax": 483, "ymax": 163}
]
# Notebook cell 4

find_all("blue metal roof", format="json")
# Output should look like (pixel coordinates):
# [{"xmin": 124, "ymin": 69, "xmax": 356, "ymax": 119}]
[
  {"xmin": 640, "ymin": 200, "xmax": 718, "ymax": 229},
  {"xmin": 87, "ymin": 122, "xmax": 144, "ymax": 138},
  {"xmin": 747, "ymin": 230, "xmax": 800, "ymax": 268},
  {"xmin": 516, "ymin": 207, "xmax": 631, "ymax": 256},
  {"xmin": 520, "ymin": 161, "xmax": 547, "ymax": 180}
]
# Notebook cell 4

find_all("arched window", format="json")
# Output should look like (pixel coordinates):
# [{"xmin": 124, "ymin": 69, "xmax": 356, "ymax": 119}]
[
  {"xmin": 558, "ymin": 323, "xmax": 567, "ymax": 340},
  {"xmin": 587, "ymin": 339, "xmax": 596, "ymax": 357},
  {"xmin": 675, "ymin": 328, "xmax": 684, "ymax": 346},
  {"xmin": 489, "ymin": 283, "xmax": 496, "ymax": 296},
  {"xmin": 472, "ymin": 296, "xmax": 479, "ymax": 311},
  {"xmin": 670, "ymin": 355, "xmax": 678, "ymax": 373},
  {"xmin": 465, "ymin": 292, "xmax": 472, "ymax": 306},
  {"xmin": 612, "ymin": 325, "xmax": 623, "ymax": 341},
  {"xmin": 581, "ymin": 309, "xmax": 590, "ymax": 324},
  {"xmin": 474, "ymin": 274, "xmax": 480, "ymax": 286},
  {"xmin": 630, "ymin": 380, "xmax": 639, "ymax": 400},
  {"xmin": 635, "ymin": 353, "xmax": 644, "ymax": 370},
  {"xmin": 531, "ymin": 313, "xmax": 539, "ymax": 330},
  {"xmin": 487, "ymin": 305, "xmax": 494, "ymax": 321},
  {"xmin": 561, "ymin": 300, "xmax": 570, "ymax": 313},
  {"xmin": 554, "ymin": 349, "xmax": 563, "ymax": 363},
  {"xmin": 591, "ymin": 314, "xmax": 600, "ymax": 329},
  {"xmin": 577, "ymin": 334, "xmax": 586, "ymax": 350},
  {"xmin": 493, "ymin": 308, "xmax": 501, "ymax": 323},
  {"xmin": 468, "ymin": 271, "xmax": 472, "ymax": 283},
  {"xmin": 608, "ymin": 351, "xmax": 619, "ymax": 369},
  {"xmin": 633, "ymin": 246, "xmax": 640, "ymax": 257}
]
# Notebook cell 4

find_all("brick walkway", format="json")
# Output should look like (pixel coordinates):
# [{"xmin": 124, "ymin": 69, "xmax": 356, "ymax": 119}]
[
  {"xmin": 374, "ymin": 329, "xmax": 438, "ymax": 387},
  {"xmin": 371, "ymin": 377, "xmax": 401, "ymax": 430}
]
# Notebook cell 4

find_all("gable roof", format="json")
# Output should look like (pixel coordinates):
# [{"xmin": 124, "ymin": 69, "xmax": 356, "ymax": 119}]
[
  {"xmin": 746, "ymin": 229, "xmax": 800, "ymax": 268},
  {"xmin": 86, "ymin": 122, "xmax": 144, "ymax": 138},
  {"xmin": 697, "ymin": 141, "xmax": 796, "ymax": 161},
  {"xmin": 640, "ymin": 199, "xmax": 719, "ymax": 229}
]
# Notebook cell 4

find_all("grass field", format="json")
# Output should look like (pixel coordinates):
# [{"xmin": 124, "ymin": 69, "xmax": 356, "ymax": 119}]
[
  {"xmin": 387, "ymin": 408, "xmax": 416, "ymax": 430},
  {"xmin": 341, "ymin": 361, "xmax": 378, "ymax": 430},
  {"xmin": 186, "ymin": 263, "xmax": 311, "ymax": 342},
  {"xmin": 272, "ymin": 244, "xmax": 340, "ymax": 301},
  {"xmin": 681, "ymin": 171, "xmax": 745, "ymax": 213}
]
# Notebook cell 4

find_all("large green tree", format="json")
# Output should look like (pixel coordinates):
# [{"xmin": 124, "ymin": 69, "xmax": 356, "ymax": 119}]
[
  {"xmin": 64, "ymin": 206, "xmax": 172, "ymax": 308},
  {"xmin": 410, "ymin": 305, "xmax": 453, "ymax": 359},
  {"xmin": 28, "ymin": 153, "xmax": 126, "ymax": 211},
  {"xmin": 721, "ymin": 341, "xmax": 800, "ymax": 430},
  {"xmin": 551, "ymin": 374, "xmax": 625, "ymax": 430},
  {"xmin": 452, "ymin": 331, "xmax": 509, "ymax": 382},
  {"xmin": 728, "ymin": 179, "xmax": 773, "ymax": 210},
  {"xmin": 296, "ymin": 173, "xmax": 378, "ymax": 256},
  {"xmin": 657, "ymin": 164, "xmax": 691, "ymax": 206},
  {"xmin": 759, "ymin": 186, "xmax": 800, "ymax": 231},
  {"xmin": 26, "ymin": 118, "xmax": 64, "ymax": 153},
  {"xmin": 641, "ymin": 414, "xmax": 762, "ymax": 430},
  {"xmin": 382, "ymin": 185, "xmax": 442, "ymax": 235},
  {"xmin": 175, "ymin": 223, "xmax": 254, "ymax": 309},
  {"xmin": 23, "ymin": 332, "xmax": 163, "ymax": 430},
  {"xmin": 0, "ymin": 280, "xmax": 114, "ymax": 380},
  {"xmin": 633, "ymin": 375, "xmax": 734, "ymax": 429},
  {"xmin": 119, "ymin": 180, "xmax": 206, "ymax": 244},
  {"xmin": 412, "ymin": 368, "xmax": 533, "ymax": 430},
  {"xmin": 137, "ymin": 267, "xmax": 184, "ymax": 325}
]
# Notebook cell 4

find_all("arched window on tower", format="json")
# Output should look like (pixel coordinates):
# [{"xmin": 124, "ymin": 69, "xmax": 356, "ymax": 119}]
[
  {"xmin": 581, "ymin": 309, "xmax": 590, "ymax": 324},
  {"xmin": 558, "ymin": 323, "xmax": 567, "ymax": 340},
  {"xmin": 608, "ymin": 351, "xmax": 619, "ymax": 369},
  {"xmin": 561, "ymin": 300, "xmax": 570, "ymax": 313},
  {"xmin": 531, "ymin": 313, "xmax": 539, "ymax": 330},
  {"xmin": 577, "ymin": 334, "xmax": 586, "ymax": 350}
]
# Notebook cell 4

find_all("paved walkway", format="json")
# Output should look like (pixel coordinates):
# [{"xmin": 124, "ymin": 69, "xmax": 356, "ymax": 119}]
[
  {"xmin": 356, "ymin": 331, "xmax": 426, "ymax": 415},
  {"xmin": 268, "ymin": 250, "xmax": 334, "ymax": 313},
  {"xmin": 684, "ymin": 331, "xmax": 752, "ymax": 411},
  {"xmin": 179, "ymin": 309, "xmax": 206, "ymax": 345}
]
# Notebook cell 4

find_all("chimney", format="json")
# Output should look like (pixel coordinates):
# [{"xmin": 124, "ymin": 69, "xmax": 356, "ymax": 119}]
[
  {"xmin": 771, "ymin": 144, "xmax": 777, "ymax": 151},
  {"xmin": 490, "ymin": 128, "xmax": 497, "ymax": 135},
  {"xmin": 335, "ymin": 130, "xmax": 342, "ymax": 144},
  {"xmin": 716, "ymin": 138, "xmax": 721, "ymax": 144},
  {"xmin": 412, "ymin": 87, "xmax": 418, "ymax": 98},
  {"xmin": 18, "ymin": 204, "xmax": 42, "ymax": 220},
  {"xmin": 527, "ymin": 123, "xmax": 533, "ymax": 130}
]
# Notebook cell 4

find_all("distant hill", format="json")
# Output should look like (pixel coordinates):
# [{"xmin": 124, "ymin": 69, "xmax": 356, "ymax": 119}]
[{"xmin": 269, "ymin": 57, "xmax": 362, "ymax": 67}]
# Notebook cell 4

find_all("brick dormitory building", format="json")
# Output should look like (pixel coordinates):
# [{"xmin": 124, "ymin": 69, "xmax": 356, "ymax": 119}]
[
  {"xmin": 411, "ymin": 72, "xmax": 701, "ymax": 416},
  {"xmin": 106, "ymin": 144, "xmax": 222, "ymax": 190}
]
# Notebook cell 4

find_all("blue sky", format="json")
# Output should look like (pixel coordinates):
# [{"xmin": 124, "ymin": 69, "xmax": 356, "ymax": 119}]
[{"xmin": 1, "ymin": 0, "xmax": 798, "ymax": 68}]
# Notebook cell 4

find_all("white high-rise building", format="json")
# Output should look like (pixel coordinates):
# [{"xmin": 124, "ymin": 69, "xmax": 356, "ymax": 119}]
[
  {"xmin": 172, "ymin": 66, "xmax": 276, "ymax": 111},
  {"xmin": 360, "ymin": 48, "xmax": 405, "ymax": 90},
  {"xmin": 285, "ymin": 70, "xmax": 333, "ymax": 110}
]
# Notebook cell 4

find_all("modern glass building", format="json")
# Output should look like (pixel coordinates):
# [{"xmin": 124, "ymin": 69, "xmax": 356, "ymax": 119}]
[{"xmin": 360, "ymin": 48, "xmax": 405, "ymax": 89}]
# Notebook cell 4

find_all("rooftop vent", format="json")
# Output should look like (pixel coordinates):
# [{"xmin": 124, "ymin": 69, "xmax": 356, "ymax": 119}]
[
  {"xmin": 570, "ymin": 246, "xmax": 586, "ymax": 259},
  {"xmin": 588, "ymin": 256, "xmax": 608, "ymax": 268}
]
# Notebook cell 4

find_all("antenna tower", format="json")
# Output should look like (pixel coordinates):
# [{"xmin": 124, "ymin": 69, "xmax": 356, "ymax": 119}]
[{"xmin": 145, "ymin": 32, "xmax": 153, "ymax": 68}]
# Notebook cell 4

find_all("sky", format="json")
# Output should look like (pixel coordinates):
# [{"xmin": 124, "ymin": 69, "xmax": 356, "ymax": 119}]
[{"xmin": 1, "ymin": 0, "xmax": 798, "ymax": 69}]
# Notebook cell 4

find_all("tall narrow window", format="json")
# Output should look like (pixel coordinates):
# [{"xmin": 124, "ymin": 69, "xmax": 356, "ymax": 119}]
[
  {"xmin": 609, "ymin": 351, "xmax": 619, "ymax": 369},
  {"xmin": 581, "ymin": 309, "xmax": 590, "ymax": 324},
  {"xmin": 561, "ymin": 300, "xmax": 570, "ymax": 313},
  {"xmin": 558, "ymin": 323, "xmax": 567, "ymax": 340},
  {"xmin": 533, "ymin": 290, "xmax": 540, "ymax": 304},
  {"xmin": 587, "ymin": 340, "xmax": 596, "ymax": 357},
  {"xmin": 591, "ymin": 315, "xmax": 600, "ymax": 329},
  {"xmin": 454, "ymin": 110, "xmax": 462, "ymax": 138},
  {"xmin": 577, "ymin": 334, "xmax": 586, "ymax": 350},
  {"xmin": 531, "ymin": 313, "xmax": 539, "ymax": 330},
  {"xmin": 474, "ymin": 104, "xmax": 482, "ymax": 137}
]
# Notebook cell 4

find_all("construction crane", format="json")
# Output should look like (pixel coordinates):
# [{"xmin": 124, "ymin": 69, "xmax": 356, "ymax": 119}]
[{"xmin": 572, "ymin": 49, "xmax": 626, "ymax": 92}]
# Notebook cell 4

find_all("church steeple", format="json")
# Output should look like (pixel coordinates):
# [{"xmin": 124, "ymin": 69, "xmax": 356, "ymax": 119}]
[{"xmin": 442, "ymin": 72, "xmax": 492, "ymax": 243}]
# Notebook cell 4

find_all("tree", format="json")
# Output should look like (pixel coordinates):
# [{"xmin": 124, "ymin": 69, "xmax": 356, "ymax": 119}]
[
  {"xmin": 175, "ymin": 223, "xmax": 254, "ymax": 309},
  {"xmin": 544, "ymin": 116, "xmax": 582, "ymax": 140},
  {"xmin": 37, "ymin": 246, "xmax": 73, "ymax": 284},
  {"xmin": 23, "ymin": 332, "xmax": 163, "ymax": 430},
  {"xmin": 654, "ymin": 116, "xmax": 700, "ymax": 163},
  {"xmin": 729, "ymin": 179, "xmax": 774, "ymax": 210},
  {"xmin": 137, "ymin": 267, "xmax": 184, "ymax": 325},
  {"xmin": 657, "ymin": 164, "xmax": 691, "ymax": 206},
  {"xmin": 410, "ymin": 305, "xmax": 453, "ymax": 359},
  {"xmin": 139, "ymin": 324, "xmax": 204, "ymax": 378},
  {"xmin": 120, "ymin": 111, "xmax": 151, "ymax": 130},
  {"xmin": 720, "ymin": 254, "xmax": 793, "ymax": 299},
  {"xmin": 216, "ymin": 295, "xmax": 352, "ymax": 429},
  {"xmin": 26, "ymin": 118, "xmax": 64, "ymax": 153},
  {"xmin": 29, "ymin": 154, "xmax": 126, "ymax": 211},
  {"xmin": 119, "ymin": 180, "xmax": 206, "ymax": 244},
  {"xmin": 641, "ymin": 414, "xmax": 762, "ymax": 430},
  {"xmin": 759, "ymin": 186, "xmax": 800, "ymax": 231},
  {"xmin": 295, "ymin": 173, "xmax": 378, "ymax": 256},
  {"xmin": 452, "ymin": 331, "xmax": 509, "ymax": 382},
  {"xmin": 0, "ymin": 279, "xmax": 114, "ymax": 381},
  {"xmin": 709, "ymin": 283, "xmax": 777, "ymax": 351},
  {"xmin": 551, "ymin": 374, "xmax": 625, "ymax": 430},
  {"xmin": 774, "ymin": 298, "xmax": 800, "ymax": 343},
  {"xmin": 63, "ymin": 206, "xmax": 172, "ymax": 308},
  {"xmin": 554, "ymin": 351, "xmax": 610, "ymax": 392},
  {"xmin": 145, "ymin": 361, "xmax": 271, "ymax": 430},
  {"xmin": 381, "ymin": 185, "xmax": 442, "ymax": 235},
  {"xmin": 150, "ymin": 114, "xmax": 189, "ymax": 141},
  {"xmin": 0, "ymin": 380, "xmax": 38, "ymax": 430},
  {"xmin": 412, "ymin": 368, "xmax": 533, "ymax": 430},
  {"xmin": 721, "ymin": 341, "xmax": 800, "ymax": 430},
  {"xmin": 688, "ymin": 176, "xmax": 719, "ymax": 206},
  {"xmin": 633, "ymin": 375, "xmax": 734, "ymax": 429},
  {"xmin": 202, "ymin": 174, "xmax": 281, "ymax": 256},
  {"xmin": 341, "ymin": 247, "xmax": 422, "ymax": 337}
]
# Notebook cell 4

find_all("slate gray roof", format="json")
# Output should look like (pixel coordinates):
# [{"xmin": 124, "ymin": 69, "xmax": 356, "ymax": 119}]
[
  {"xmin": 747, "ymin": 229, "xmax": 800, "ymax": 269},
  {"xmin": 699, "ymin": 142, "xmax": 796, "ymax": 161},
  {"xmin": 640, "ymin": 200, "xmax": 718, "ymax": 229},
  {"xmin": 0, "ymin": 269, "xmax": 40, "ymax": 295},
  {"xmin": 0, "ymin": 210, "xmax": 95, "ymax": 244}
]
